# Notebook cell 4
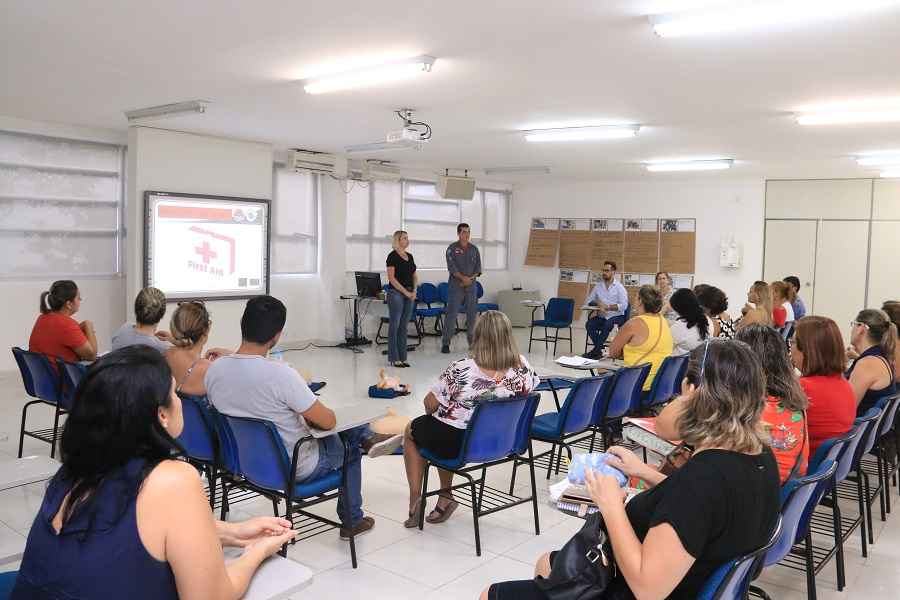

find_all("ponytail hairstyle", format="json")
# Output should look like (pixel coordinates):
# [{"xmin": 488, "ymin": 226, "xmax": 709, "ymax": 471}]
[
  {"xmin": 750, "ymin": 281, "xmax": 774, "ymax": 326},
  {"xmin": 57, "ymin": 346, "xmax": 181, "ymax": 526},
  {"xmin": 670, "ymin": 288, "xmax": 710, "ymax": 339},
  {"xmin": 40, "ymin": 280, "xmax": 79, "ymax": 315},
  {"xmin": 856, "ymin": 309, "xmax": 898, "ymax": 363},
  {"xmin": 169, "ymin": 301, "xmax": 211, "ymax": 348}
]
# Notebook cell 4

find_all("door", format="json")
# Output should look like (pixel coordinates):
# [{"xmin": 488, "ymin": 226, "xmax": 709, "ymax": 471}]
[
  {"xmin": 868, "ymin": 221, "xmax": 900, "ymax": 308},
  {"xmin": 763, "ymin": 220, "xmax": 817, "ymax": 309},
  {"xmin": 814, "ymin": 220, "xmax": 869, "ymax": 343}
]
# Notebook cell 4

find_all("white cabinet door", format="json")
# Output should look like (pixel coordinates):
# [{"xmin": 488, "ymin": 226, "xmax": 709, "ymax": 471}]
[
  {"xmin": 868, "ymin": 221, "xmax": 900, "ymax": 308},
  {"xmin": 763, "ymin": 220, "xmax": 817, "ymax": 307},
  {"xmin": 814, "ymin": 220, "xmax": 869, "ymax": 343}
]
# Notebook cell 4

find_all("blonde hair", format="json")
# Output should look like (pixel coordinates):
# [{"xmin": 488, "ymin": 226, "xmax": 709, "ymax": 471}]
[
  {"xmin": 135, "ymin": 287, "xmax": 167, "ymax": 325},
  {"xmin": 750, "ymin": 281, "xmax": 774, "ymax": 326},
  {"xmin": 392, "ymin": 230, "xmax": 408, "ymax": 251},
  {"xmin": 169, "ymin": 301, "xmax": 211, "ymax": 348},
  {"xmin": 678, "ymin": 339, "xmax": 768, "ymax": 454},
  {"xmin": 469, "ymin": 311, "xmax": 522, "ymax": 372}
]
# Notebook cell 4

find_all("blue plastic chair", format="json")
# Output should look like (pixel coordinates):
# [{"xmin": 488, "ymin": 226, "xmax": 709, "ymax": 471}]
[
  {"xmin": 418, "ymin": 393, "xmax": 541, "ymax": 556},
  {"xmin": 592, "ymin": 363, "xmax": 651, "ymax": 450},
  {"xmin": 176, "ymin": 393, "xmax": 223, "ymax": 508},
  {"xmin": 376, "ymin": 284, "xmax": 423, "ymax": 347},
  {"xmin": 11, "ymin": 347, "xmax": 65, "ymax": 458},
  {"xmin": 526, "ymin": 375, "xmax": 614, "ymax": 480},
  {"xmin": 698, "ymin": 518, "xmax": 783, "ymax": 600},
  {"xmin": 643, "ymin": 354, "xmax": 688, "ymax": 413},
  {"xmin": 803, "ymin": 410, "xmax": 876, "ymax": 593},
  {"xmin": 475, "ymin": 281, "xmax": 499, "ymax": 312},
  {"xmin": 217, "ymin": 413, "xmax": 359, "ymax": 567},
  {"xmin": 415, "ymin": 282, "xmax": 445, "ymax": 335},
  {"xmin": 750, "ymin": 460, "xmax": 838, "ymax": 600},
  {"xmin": 860, "ymin": 393, "xmax": 900, "ymax": 521},
  {"xmin": 534, "ymin": 376, "xmax": 577, "ymax": 412},
  {"xmin": 845, "ymin": 402, "xmax": 889, "ymax": 551},
  {"xmin": 57, "ymin": 359, "xmax": 87, "ymax": 411},
  {"xmin": 528, "ymin": 297, "xmax": 575, "ymax": 354}
]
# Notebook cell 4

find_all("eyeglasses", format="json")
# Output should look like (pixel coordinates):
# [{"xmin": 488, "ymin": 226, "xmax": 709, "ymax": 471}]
[{"xmin": 850, "ymin": 320, "xmax": 868, "ymax": 331}]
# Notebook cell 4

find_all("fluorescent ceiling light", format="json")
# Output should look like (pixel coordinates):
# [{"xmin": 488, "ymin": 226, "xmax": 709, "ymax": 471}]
[
  {"xmin": 124, "ymin": 100, "xmax": 209, "ymax": 122},
  {"xmin": 797, "ymin": 109, "xmax": 900, "ymax": 125},
  {"xmin": 524, "ymin": 125, "xmax": 639, "ymax": 142},
  {"xmin": 651, "ymin": 0, "xmax": 900, "ymax": 37},
  {"xmin": 645, "ymin": 159, "xmax": 733, "ymax": 172},
  {"xmin": 857, "ymin": 155, "xmax": 900, "ymax": 166},
  {"xmin": 345, "ymin": 139, "xmax": 425, "ymax": 154},
  {"xmin": 882, "ymin": 170, "xmax": 900, "ymax": 178},
  {"xmin": 302, "ymin": 55, "xmax": 435, "ymax": 94},
  {"xmin": 483, "ymin": 166, "xmax": 551, "ymax": 175}
]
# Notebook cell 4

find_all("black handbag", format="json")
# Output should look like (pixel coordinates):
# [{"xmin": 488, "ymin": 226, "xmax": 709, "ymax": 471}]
[{"xmin": 534, "ymin": 512, "xmax": 619, "ymax": 600}]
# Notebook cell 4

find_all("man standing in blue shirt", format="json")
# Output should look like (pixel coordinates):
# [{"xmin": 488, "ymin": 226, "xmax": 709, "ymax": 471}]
[
  {"xmin": 442, "ymin": 223, "xmax": 482, "ymax": 353},
  {"xmin": 583, "ymin": 261, "xmax": 629, "ymax": 359},
  {"xmin": 783, "ymin": 276, "xmax": 807, "ymax": 320}
]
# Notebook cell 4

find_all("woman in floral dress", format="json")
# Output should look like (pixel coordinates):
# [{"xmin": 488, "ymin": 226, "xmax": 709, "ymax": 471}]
[{"xmin": 401, "ymin": 311, "xmax": 540, "ymax": 527}]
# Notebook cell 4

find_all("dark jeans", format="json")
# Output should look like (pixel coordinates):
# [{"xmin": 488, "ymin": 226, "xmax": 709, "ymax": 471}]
[
  {"xmin": 298, "ymin": 425, "xmax": 369, "ymax": 526},
  {"xmin": 586, "ymin": 314, "xmax": 627, "ymax": 350},
  {"xmin": 442, "ymin": 280, "xmax": 478, "ymax": 347},
  {"xmin": 387, "ymin": 288, "xmax": 414, "ymax": 362}
]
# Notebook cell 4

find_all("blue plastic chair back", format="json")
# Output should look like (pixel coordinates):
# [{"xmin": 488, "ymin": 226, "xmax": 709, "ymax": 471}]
[
  {"xmin": 58, "ymin": 359, "xmax": 86, "ymax": 410},
  {"xmin": 457, "ymin": 394, "xmax": 540, "ymax": 464},
  {"xmin": 476, "ymin": 281, "xmax": 485, "ymax": 299},
  {"xmin": 545, "ymin": 297, "xmax": 574, "ymax": 324},
  {"xmin": 11, "ymin": 347, "xmax": 61, "ymax": 405},
  {"xmin": 835, "ymin": 408, "xmax": 878, "ymax": 482},
  {"xmin": 599, "ymin": 363, "xmax": 651, "ymax": 422},
  {"xmin": 220, "ymin": 414, "xmax": 293, "ymax": 493},
  {"xmin": 208, "ymin": 406, "xmax": 240, "ymax": 474},
  {"xmin": 875, "ymin": 394, "xmax": 900, "ymax": 439},
  {"xmin": 698, "ymin": 518, "xmax": 782, "ymax": 600},
  {"xmin": 437, "ymin": 282, "xmax": 450, "ymax": 305},
  {"xmin": 511, "ymin": 393, "xmax": 542, "ymax": 455},
  {"xmin": 418, "ymin": 282, "xmax": 440, "ymax": 305},
  {"xmin": 808, "ymin": 428, "xmax": 853, "ymax": 473},
  {"xmin": 767, "ymin": 460, "xmax": 837, "ymax": 564},
  {"xmin": 558, "ymin": 377, "xmax": 608, "ymax": 435},
  {"xmin": 177, "ymin": 393, "xmax": 217, "ymax": 464},
  {"xmin": 645, "ymin": 354, "xmax": 687, "ymax": 409}
]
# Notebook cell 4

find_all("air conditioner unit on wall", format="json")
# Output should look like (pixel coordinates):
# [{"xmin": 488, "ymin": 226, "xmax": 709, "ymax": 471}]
[
  {"xmin": 287, "ymin": 149, "xmax": 348, "ymax": 177},
  {"xmin": 362, "ymin": 160, "xmax": 402, "ymax": 181},
  {"xmin": 438, "ymin": 175, "xmax": 476, "ymax": 200}
]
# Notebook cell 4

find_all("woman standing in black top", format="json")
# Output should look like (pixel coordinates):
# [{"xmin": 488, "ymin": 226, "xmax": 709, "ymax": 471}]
[
  {"xmin": 386, "ymin": 230, "xmax": 417, "ymax": 367},
  {"xmin": 482, "ymin": 339, "xmax": 780, "ymax": 600}
]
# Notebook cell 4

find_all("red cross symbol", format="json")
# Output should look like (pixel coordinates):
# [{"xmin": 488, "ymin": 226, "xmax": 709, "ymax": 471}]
[{"xmin": 194, "ymin": 240, "xmax": 218, "ymax": 264}]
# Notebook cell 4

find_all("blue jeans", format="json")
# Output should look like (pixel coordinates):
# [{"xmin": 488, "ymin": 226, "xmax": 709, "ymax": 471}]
[
  {"xmin": 387, "ymin": 288, "xmax": 414, "ymax": 363},
  {"xmin": 298, "ymin": 425, "xmax": 368, "ymax": 526},
  {"xmin": 586, "ymin": 314, "xmax": 627, "ymax": 349}
]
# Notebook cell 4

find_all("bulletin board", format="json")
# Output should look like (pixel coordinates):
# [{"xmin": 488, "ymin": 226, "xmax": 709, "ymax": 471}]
[
  {"xmin": 590, "ymin": 219, "xmax": 625, "ymax": 271},
  {"xmin": 557, "ymin": 269, "xmax": 590, "ymax": 309},
  {"xmin": 525, "ymin": 218, "xmax": 561, "ymax": 267},
  {"xmin": 558, "ymin": 219, "xmax": 593, "ymax": 270},
  {"xmin": 623, "ymin": 219, "xmax": 660, "ymax": 273},
  {"xmin": 659, "ymin": 219, "xmax": 697, "ymax": 273}
]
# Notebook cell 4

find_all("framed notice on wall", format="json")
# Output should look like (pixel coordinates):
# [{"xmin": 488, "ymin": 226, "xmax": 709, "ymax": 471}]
[
  {"xmin": 558, "ymin": 219, "xmax": 593, "ymax": 269},
  {"xmin": 624, "ymin": 219, "xmax": 659, "ymax": 273},
  {"xmin": 659, "ymin": 218, "xmax": 696, "ymax": 274},
  {"xmin": 525, "ymin": 218, "xmax": 560, "ymax": 267}
]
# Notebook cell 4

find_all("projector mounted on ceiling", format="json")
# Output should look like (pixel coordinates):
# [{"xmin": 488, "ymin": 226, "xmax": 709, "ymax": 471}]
[{"xmin": 345, "ymin": 108, "xmax": 432, "ymax": 154}]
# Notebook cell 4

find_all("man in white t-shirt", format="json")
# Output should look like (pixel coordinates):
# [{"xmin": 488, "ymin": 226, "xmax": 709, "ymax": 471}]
[{"xmin": 206, "ymin": 295, "xmax": 400, "ymax": 540}]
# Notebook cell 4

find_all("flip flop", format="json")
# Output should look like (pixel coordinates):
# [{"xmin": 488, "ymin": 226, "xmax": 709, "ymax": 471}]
[
  {"xmin": 404, "ymin": 498, "xmax": 424, "ymax": 528},
  {"xmin": 426, "ymin": 499, "xmax": 459, "ymax": 524}
]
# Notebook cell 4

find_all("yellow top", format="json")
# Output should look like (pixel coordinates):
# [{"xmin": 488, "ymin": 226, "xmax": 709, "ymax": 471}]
[{"xmin": 623, "ymin": 314, "xmax": 674, "ymax": 391}]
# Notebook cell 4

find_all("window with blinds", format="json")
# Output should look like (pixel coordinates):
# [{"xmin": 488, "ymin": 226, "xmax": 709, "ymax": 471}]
[{"xmin": 271, "ymin": 167, "xmax": 319, "ymax": 274}]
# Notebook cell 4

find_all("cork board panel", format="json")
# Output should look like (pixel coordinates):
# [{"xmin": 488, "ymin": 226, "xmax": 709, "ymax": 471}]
[
  {"xmin": 558, "ymin": 230, "xmax": 593, "ymax": 270},
  {"xmin": 525, "ymin": 228, "xmax": 560, "ymax": 267},
  {"xmin": 660, "ymin": 231, "xmax": 696, "ymax": 274},
  {"xmin": 557, "ymin": 281, "xmax": 590, "ymax": 311},
  {"xmin": 624, "ymin": 231, "xmax": 660, "ymax": 273},
  {"xmin": 590, "ymin": 231, "xmax": 625, "ymax": 271}
]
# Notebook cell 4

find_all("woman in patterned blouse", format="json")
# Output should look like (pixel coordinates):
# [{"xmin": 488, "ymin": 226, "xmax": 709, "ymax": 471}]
[
  {"xmin": 695, "ymin": 284, "xmax": 736, "ymax": 339},
  {"xmin": 401, "ymin": 311, "xmax": 540, "ymax": 528}
]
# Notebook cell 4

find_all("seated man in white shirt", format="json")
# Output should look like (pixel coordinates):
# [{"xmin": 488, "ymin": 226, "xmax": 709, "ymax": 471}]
[
  {"xmin": 206, "ymin": 295, "xmax": 400, "ymax": 540},
  {"xmin": 583, "ymin": 261, "xmax": 629, "ymax": 359}
]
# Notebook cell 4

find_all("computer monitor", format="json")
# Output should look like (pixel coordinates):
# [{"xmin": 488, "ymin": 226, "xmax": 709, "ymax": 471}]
[{"xmin": 355, "ymin": 271, "xmax": 382, "ymax": 298}]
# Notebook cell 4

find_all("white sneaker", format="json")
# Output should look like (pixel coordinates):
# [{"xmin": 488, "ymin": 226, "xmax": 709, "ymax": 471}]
[{"xmin": 366, "ymin": 434, "xmax": 404, "ymax": 458}]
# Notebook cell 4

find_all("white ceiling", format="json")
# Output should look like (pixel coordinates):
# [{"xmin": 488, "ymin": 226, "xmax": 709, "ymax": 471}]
[{"xmin": 3, "ymin": 0, "xmax": 900, "ymax": 181}]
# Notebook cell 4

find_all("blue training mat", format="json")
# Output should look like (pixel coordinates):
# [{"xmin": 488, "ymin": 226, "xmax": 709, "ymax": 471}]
[{"xmin": 368, "ymin": 385, "xmax": 410, "ymax": 398}]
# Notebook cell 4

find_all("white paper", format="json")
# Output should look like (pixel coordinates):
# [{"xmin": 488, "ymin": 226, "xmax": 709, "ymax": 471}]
[
  {"xmin": 556, "ymin": 355, "xmax": 600, "ymax": 367},
  {"xmin": 638, "ymin": 274, "xmax": 656, "ymax": 286},
  {"xmin": 672, "ymin": 274, "xmax": 694, "ymax": 289}
]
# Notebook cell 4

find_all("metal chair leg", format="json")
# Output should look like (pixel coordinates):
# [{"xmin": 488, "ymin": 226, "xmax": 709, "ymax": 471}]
[
  {"xmin": 857, "ymin": 473, "xmax": 868, "ymax": 557},
  {"xmin": 470, "ymin": 475, "xmax": 482, "ymax": 557},
  {"xmin": 528, "ymin": 444, "xmax": 540, "ymax": 536},
  {"xmin": 545, "ymin": 443, "xmax": 556, "ymax": 479},
  {"xmin": 419, "ymin": 464, "xmax": 430, "ymax": 530},
  {"xmin": 805, "ymin": 530, "xmax": 817, "ymax": 600},
  {"xmin": 831, "ymin": 488, "xmax": 845, "ymax": 590},
  {"xmin": 50, "ymin": 405, "xmax": 63, "ymax": 459}
]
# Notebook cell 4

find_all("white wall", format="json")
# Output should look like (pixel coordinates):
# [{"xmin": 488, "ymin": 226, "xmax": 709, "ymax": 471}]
[
  {"xmin": 0, "ymin": 116, "xmax": 127, "ymax": 372},
  {"xmin": 506, "ymin": 179, "xmax": 766, "ymax": 322}
]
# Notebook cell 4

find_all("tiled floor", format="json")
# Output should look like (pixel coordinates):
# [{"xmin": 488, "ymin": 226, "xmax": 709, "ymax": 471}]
[{"xmin": 2, "ymin": 328, "xmax": 900, "ymax": 599}]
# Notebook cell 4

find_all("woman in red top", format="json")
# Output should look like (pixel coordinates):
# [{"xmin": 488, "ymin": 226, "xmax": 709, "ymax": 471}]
[
  {"xmin": 791, "ymin": 316, "xmax": 856, "ymax": 458},
  {"xmin": 29, "ymin": 280, "xmax": 97, "ymax": 363},
  {"xmin": 736, "ymin": 324, "xmax": 809, "ymax": 482}
]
